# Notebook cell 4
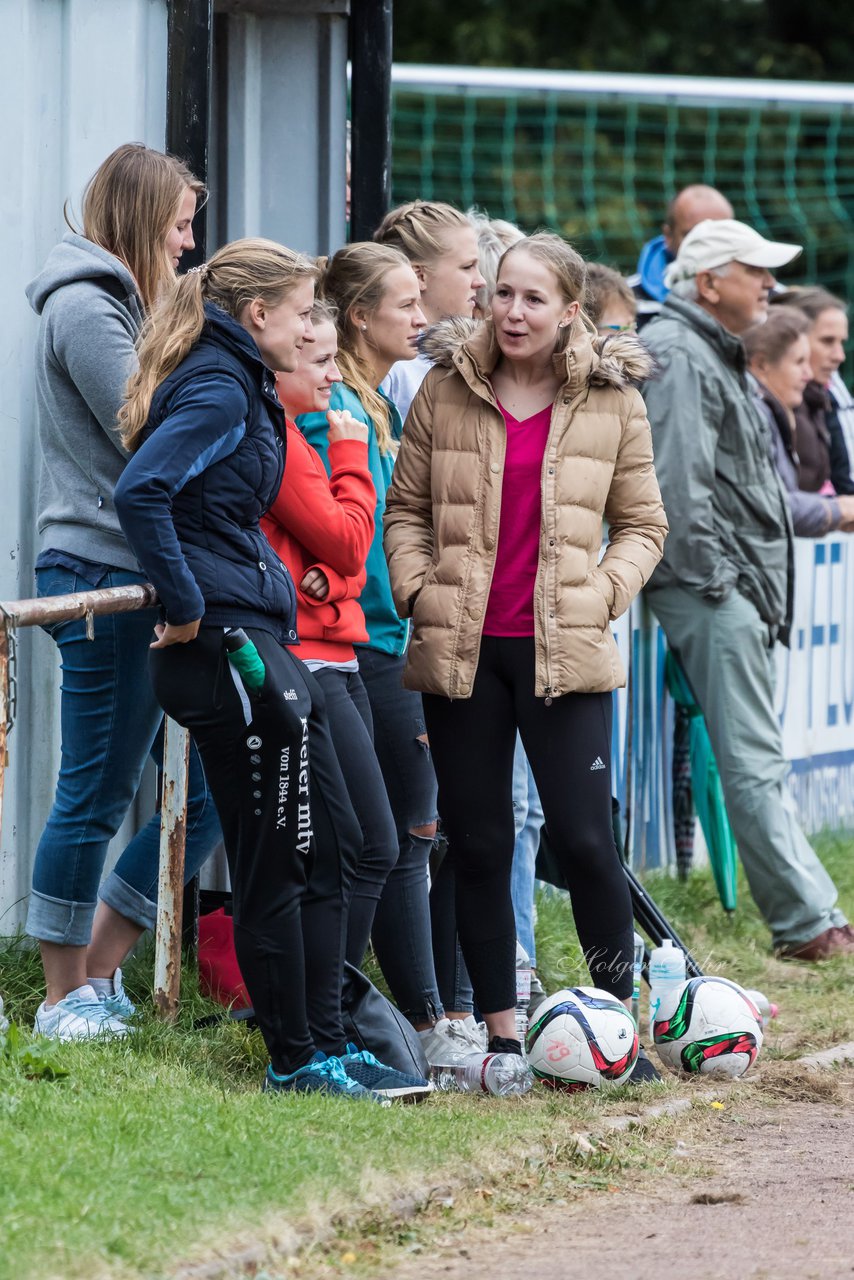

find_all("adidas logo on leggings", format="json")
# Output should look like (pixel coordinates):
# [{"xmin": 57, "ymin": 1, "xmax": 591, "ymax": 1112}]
[{"xmin": 589, "ymin": 756, "xmax": 606, "ymax": 771}]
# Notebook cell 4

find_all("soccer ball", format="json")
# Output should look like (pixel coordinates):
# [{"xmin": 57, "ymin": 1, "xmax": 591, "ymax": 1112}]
[
  {"xmin": 525, "ymin": 987, "xmax": 639, "ymax": 1092},
  {"xmin": 652, "ymin": 977, "xmax": 763, "ymax": 1078}
]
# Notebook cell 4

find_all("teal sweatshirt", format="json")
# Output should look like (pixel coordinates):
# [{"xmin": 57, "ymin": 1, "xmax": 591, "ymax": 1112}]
[{"xmin": 297, "ymin": 382, "xmax": 409, "ymax": 657}]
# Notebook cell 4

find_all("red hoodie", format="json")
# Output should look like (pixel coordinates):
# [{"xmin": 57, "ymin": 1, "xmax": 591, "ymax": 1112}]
[{"xmin": 261, "ymin": 418, "xmax": 375, "ymax": 663}]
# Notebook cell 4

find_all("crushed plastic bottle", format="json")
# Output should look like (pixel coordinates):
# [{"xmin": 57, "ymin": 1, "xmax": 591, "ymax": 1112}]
[{"xmin": 432, "ymin": 1052, "xmax": 533, "ymax": 1097}]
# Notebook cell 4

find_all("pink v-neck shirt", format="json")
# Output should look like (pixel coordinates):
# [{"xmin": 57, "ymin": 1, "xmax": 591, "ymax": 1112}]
[{"xmin": 482, "ymin": 400, "xmax": 553, "ymax": 637}]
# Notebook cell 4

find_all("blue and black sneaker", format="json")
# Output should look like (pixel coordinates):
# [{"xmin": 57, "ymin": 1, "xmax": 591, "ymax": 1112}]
[
  {"xmin": 263, "ymin": 1051, "xmax": 389, "ymax": 1103},
  {"xmin": 339, "ymin": 1043, "xmax": 434, "ymax": 1102}
]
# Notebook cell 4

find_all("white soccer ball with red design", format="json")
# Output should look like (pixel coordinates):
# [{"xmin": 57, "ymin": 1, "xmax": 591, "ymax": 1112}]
[{"xmin": 525, "ymin": 986, "xmax": 639, "ymax": 1091}]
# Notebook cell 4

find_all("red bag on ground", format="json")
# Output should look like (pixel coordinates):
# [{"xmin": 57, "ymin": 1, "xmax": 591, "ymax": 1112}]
[{"xmin": 198, "ymin": 907, "xmax": 250, "ymax": 1010}]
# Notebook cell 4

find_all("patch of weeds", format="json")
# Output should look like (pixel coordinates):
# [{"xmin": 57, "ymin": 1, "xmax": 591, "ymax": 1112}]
[
  {"xmin": 757, "ymin": 1059, "xmax": 847, "ymax": 1105},
  {"xmin": 0, "ymin": 1021, "xmax": 69, "ymax": 1081}
]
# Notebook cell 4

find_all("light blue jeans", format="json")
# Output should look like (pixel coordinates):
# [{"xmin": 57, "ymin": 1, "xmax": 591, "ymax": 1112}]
[
  {"xmin": 27, "ymin": 565, "xmax": 222, "ymax": 946},
  {"xmin": 511, "ymin": 734, "xmax": 544, "ymax": 965}
]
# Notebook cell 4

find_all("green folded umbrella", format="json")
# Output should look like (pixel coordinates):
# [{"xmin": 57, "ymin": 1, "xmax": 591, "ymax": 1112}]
[{"xmin": 665, "ymin": 651, "xmax": 738, "ymax": 912}]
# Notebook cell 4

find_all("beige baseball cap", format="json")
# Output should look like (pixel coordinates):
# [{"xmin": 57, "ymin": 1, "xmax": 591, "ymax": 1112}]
[{"xmin": 665, "ymin": 218, "xmax": 802, "ymax": 289}]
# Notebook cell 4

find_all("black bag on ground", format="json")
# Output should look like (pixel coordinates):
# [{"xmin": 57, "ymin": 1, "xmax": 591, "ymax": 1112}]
[{"xmin": 340, "ymin": 962, "xmax": 429, "ymax": 1078}]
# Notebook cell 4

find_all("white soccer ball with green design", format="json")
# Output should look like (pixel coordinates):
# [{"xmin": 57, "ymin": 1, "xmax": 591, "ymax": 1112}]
[{"xmin": 652, "ymin": 976, "xmax": 763, "ymax": 1078}]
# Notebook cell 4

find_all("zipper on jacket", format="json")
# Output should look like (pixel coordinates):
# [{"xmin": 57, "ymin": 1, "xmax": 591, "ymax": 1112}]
[
  {"xmin": 538, "ymin": 429, "xmax": 559, "ymax": 703},
  {"xmin": 535, "ymin": 384, "xmax": 587, "ymax": 701}
]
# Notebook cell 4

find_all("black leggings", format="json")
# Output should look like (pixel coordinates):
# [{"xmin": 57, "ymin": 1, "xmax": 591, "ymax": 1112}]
[
  {"xmin": 423, "ymin": 636, "xmax": 634, "ymax": 1013},
  {"xmin": 150, "ymin": 627, "xmax": 357, "ymax": 1073}
]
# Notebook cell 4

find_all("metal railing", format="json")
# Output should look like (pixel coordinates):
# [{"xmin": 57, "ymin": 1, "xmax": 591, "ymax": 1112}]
[{"xmin": 0, "ymin": 585, "xmax": 189, "ymax": 1019}]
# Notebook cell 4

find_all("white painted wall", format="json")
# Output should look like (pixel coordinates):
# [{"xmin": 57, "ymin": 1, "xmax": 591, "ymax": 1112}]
[
  {"xmin": 0, "ymin": 0, "xmax": 169, "ymax": 933},
  {"xmin": 0, "ymin": 0, "xmax": 350, "ymax": 933}
]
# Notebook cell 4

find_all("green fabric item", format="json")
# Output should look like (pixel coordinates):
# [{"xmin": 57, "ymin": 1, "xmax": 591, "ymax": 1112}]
[
  {"xmin": 665, "ymin": 650, "xmax": 738, "ymax": 912},
  {"xmin": 227, "ymin": 639, "xmax": 266, "ymax": 692}
]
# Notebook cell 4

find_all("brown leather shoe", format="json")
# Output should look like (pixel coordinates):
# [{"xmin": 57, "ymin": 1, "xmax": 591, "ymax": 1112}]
[{"xmin": 776, "ymin": 926, "xmax": 854, "ymax": 961}]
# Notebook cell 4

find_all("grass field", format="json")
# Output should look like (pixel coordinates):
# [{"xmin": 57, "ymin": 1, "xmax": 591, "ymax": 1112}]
[{"xmin": 1, "ymin": 832, "xmax": 853, "ymax": 1280}]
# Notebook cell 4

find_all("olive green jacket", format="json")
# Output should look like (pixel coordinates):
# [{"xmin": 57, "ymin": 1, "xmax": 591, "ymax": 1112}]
[{"xmin": 641, "ymin": 295, "xmax": 793, "ymax": 640}]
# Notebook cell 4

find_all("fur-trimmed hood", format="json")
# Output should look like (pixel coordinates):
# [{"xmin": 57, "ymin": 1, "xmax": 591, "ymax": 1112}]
[{"xmin": 419, "ymin": 315, "xmax": 654, "ymax": 390}]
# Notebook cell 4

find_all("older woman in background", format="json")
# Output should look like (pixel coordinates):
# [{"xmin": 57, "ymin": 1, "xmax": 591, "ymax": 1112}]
[{"xmin": 745, "ymin": 306, "xmax": 854, "ymax": 536}]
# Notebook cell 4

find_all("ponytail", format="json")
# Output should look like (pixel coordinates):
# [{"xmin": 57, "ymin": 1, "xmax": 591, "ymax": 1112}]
[{"xmin": 120, "ymin": 271, "xmax": 207, "ymax": 450}]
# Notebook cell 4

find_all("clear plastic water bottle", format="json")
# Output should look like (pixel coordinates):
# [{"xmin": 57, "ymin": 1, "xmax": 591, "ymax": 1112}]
[
  {"xmin": 631, "ymin": 931, "xmax": 644, "ymax": 1030},
  {"xmin": 742, "ymin": 988, "xmax": 779, "ymax": 1027},
  {"xmin": 648, "ymin": 939, "xmax": 687, "ymax": 1037},
  {"xmin": 515, "ymin": 941, "xmax": 532, "ymax": 1045},
  {"xmin": 433, "ymin": 1053, "xmax": 533, "ymax": 1097}
]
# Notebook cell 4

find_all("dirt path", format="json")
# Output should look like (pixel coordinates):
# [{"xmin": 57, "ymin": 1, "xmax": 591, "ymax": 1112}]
[{"xmin": 383, "ymin": 1083, "xmax": 854, "ymax": 1280}]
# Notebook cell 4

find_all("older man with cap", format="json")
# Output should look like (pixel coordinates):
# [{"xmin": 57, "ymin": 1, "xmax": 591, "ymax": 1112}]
[{"xmin": 642, "ymin": 218, "xmax": 854, "ymax": 961}]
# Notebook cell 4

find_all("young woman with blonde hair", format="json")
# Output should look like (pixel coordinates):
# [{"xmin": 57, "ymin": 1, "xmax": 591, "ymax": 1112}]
[
  {"xmin": 114, "ymin": 238, "xmax": 407, "ymax": 1098},
  {"xmin": 299, "ymin": 244, "xmax": 482, "ymax": 1061},
  {"xmin": 385, "ymin": 232, "xmax": 668, "ymax": 1078},
  {"xmin": 374, "ymin": 200, "xmax": 485, "ymax": 419},
  {"xmin": 25, "ymin": 142, "xmax": 219, "ymax": 1040},
  {"xmin": 265, "ymin": 304, "xmax": 402, "ymax": 993}
]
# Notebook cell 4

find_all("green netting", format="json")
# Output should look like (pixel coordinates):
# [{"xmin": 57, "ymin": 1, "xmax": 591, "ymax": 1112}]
[{"xmin": 391, "ymin": 87, "xmax": 854, "ymax": 299}]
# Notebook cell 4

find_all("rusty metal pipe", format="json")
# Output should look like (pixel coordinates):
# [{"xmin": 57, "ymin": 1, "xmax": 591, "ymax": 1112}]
[
  {"xmin": 0, "ymin": 621, "xmax": 8, "ymax": 845},
  {"xmin": 154, "ymin": 716, "xmax": 191, "ymax": 1020},
  {"xmin": 0, "ymin": 584, "xmax": 159, "ymax": 630}
]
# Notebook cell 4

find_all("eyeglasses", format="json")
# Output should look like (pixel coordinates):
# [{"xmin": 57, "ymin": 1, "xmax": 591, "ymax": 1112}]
[{"xmin": 599, "ymin": 322, "xmax": 638, "ymax": 333}]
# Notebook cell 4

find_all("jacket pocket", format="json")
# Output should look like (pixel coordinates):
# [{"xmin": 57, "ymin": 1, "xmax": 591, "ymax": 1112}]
[{"xmin": 579, "ymin": 571, "xmax": 612, "ymax": 628}]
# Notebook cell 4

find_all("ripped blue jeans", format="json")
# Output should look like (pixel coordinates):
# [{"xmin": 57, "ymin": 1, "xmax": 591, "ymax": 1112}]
[{"xmin": 356, "ymin": 646, "xmax": 443, "ymax": 1024}]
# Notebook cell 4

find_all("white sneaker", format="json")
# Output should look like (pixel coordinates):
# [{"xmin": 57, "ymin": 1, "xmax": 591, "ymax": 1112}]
[
  {"xmin": 458, "ymin": 1014, "xmax": 488, "ymax": 1052},
  {"xmin": 34, "ymin": 984, "xmax": 129, "ymax": 1041},
  {"xmin": 419, "ymin": 1016, "xmax": 488, "ymax": 1068},
  {"xmin": 0, "ymin": 994, "xmax": 8, "ymax": 1035}
]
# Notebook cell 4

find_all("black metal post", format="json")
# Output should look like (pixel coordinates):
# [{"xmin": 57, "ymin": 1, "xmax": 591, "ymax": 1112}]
[
  {"xmin": 349, "ymin": 0, "xmax": 393, "ymax": 241},
  {"xmin": 166, "ymin": 0, "xmax": 214, "ymax": 950},
  {"xmin": 167, "ymin": 0, "xmax": 214, "ymax": 267}
]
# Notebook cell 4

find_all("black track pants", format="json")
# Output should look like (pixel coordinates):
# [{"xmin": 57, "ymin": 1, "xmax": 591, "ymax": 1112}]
[
  {"xmin": 301, "ymin": 675, "xmax": 362, "ymax": 1055},
  {"xmin": 151, "ymin": 627, "xmax": 320, "ymax": 1073},
  {"xmin": 423, "ymin": 636, "xmax": 634, "ymax": 1013}
]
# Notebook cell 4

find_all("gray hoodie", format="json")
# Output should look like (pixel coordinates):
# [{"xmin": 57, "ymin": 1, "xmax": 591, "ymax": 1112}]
[{"xmin": 26, "ymin": 233, "xmax": 144, "ymax": 570}]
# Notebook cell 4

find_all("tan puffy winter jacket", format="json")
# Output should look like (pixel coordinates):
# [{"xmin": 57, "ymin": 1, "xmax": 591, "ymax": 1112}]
[{"xmin": 383, "ymin": 318, "xmax": 668, "ymax": 699}]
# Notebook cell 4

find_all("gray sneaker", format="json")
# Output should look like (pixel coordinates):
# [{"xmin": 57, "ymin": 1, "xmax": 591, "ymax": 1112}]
[{"xmin": 0, "ymin": 994, "xmax": 8, "ymax": 1035}]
